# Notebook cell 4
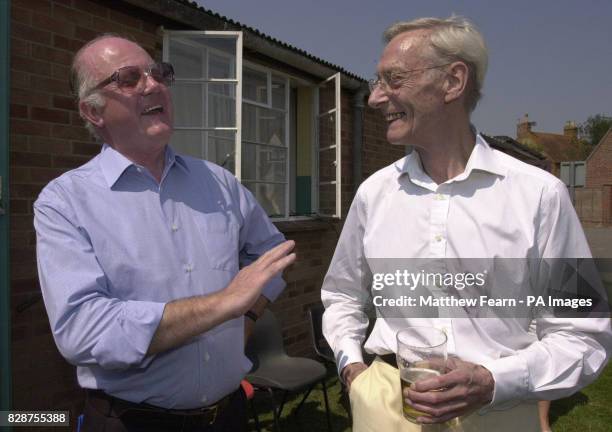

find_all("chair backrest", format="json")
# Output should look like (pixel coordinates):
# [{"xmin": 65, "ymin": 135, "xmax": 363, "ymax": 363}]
[
  {"xmin": 245, "ymin": 309, "xmax": 286, "ymax": 362},
  {"xmin": 308, "ymin": 303, "xmax": 334, "ymax": 363}
]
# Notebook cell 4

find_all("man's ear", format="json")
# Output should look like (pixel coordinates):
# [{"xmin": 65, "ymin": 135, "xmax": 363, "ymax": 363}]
[
  {"xmin": 443, "ymin": 61, "xmax": 469, "ymax": 104},
  {"xmin": 79, "ymin": 100, "xmax": 104, "ymax": 129}
]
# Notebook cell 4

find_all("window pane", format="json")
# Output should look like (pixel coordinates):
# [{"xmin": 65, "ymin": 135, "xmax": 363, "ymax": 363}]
[
  {"xmin": 318, "ymin": 183, "xmax": 337, "ymax": 216},
  {"xmin": 272, "ymin": 74, "xmax": 286, "ymax": 110},
  {"xmin": 242, "ymin": 143, "xmax": 286, "ymax": 182},
  {"xmin": 244, "ymin": 182, "xmax": 286, "ymax": 218},
  {"xmin": 318, "ymin": 110, "xmax": 337, "ymax": 183},
  {"xmin": 243, "ymin": 105, "xmax": 285, "ymax": 146},
  {"xmin": 171, "ymin": 130, "xmax": 206, "ymax": 159},
  {"xmin": 172, "ymin": 83, "xmax": 204, "ymax": 128},
  {"xmin": 208, "ymin": 83, "xmax": 236, "ymax": 128},
  {"xmin": 168, "ymin": 38, "xmax": 204, "ymax": 79},
  {"xmin": 209, "ymin": 52, "xmax": 233, "ymax": 80},
  {"xmin": 171, "ymin": 130, "xmax": 236, "ymax": 173},
  {"xmin": 243, "ymin": 67, "xmax": 268, "ymax": 104},
  {"xmin": 319, "ymin": 77, "xmax": 336, "ymax": 114}
]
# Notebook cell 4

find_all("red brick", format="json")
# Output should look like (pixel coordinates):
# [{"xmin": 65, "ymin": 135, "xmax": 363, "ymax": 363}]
[
  {"xmin": 10, "ymin": 104, "xmax": 28, "ymax": 119},
  {"xmin": 10, "ymin": 71, "xmax": 30, "ymax": 90},
  {"xmin": 29, "ymin": 136, "xmax": 72, "ymax": 154},
  {"xmin": 53, "ymin": 95, "xmax": 77, "ymax": 111},
  {"xmin": 13, "ymin": 0, "xmax": 52, "ymax": 14},
  {"xmin": 31, "ymin": 12, "xmax": 75, "ymax": 38},
  {"xmin": 10, "ymin": 245, "xmax": 36, "ymax": 263},
  {"xmin": 52, "ymin": 154, "xmax": 90, "ymax": 168},
  {"xmin": 10, "ymin": 199, "xmax": 30, "ymax": 214},
  {"xmin": 10, "ymin": 166, "xmax": 31, "ymax": 182},
  {"xmin": 31, "ymin": 107, "xmax": 70, "ymax": 124},
  {"xmin": 74, "ymin": 25, "xmax": 99, "ymax": 42},
  {"xmin": 30, "ymin": 75, "xmax": 70, "ymax": 94},
  {"xmin": 73, "ymin": 0, "xmax": 108, "ymax": 19},
  {"xmin": 11, "ymin": 5, "xmax": 31, "ymax": 25},
  {"xmin": 11, "ymin": 37, "xmax": 29, "ymax": 57},
  {"xmin": 53, "ymin": 34, "xmax": 82, "ymax": 52},
  {"xmin": 71, "ymin": 111, "xmax": 84, "ymax": 125},
  {"xmin": 51, "ymin": 124, "xmax": 89, "ymax": 140},
  {"xmin": 10, "ymin": 119, "xmax": 52, "ymax": 137},
  {"xmin": 30, "ymin": 167, "xmax": 65, "ymax": 183},
  {"xmin": 31, "ymin": 44, "xmax": 73, "ymax": 65},
  {"xmin": 52, "ymin": 63, "xmax": 71, "ymax": 80},
  {"xmin": 11, "ymin": 54, "xmax": 53, "ymax": 76},
  {"xmin": 11, "ymin": 150, "xmax": 53, "ymax": 168},
  {"xmin": 11, "ymin": 89, "xmax": 51, "ymax": 107},
  {"xmin": 109, "ymin": 10, "xmax": 142, "ymax": 29},
  {"xmin": 90, "ymin": 17, "xmax": 128, "ymax": 35},
  {"xmin": 72, "ymin": 141, "xmax": 100, "ymax": 156},
  {"xmin": 53, "ymin": 4, "xmax": 93, "ymax": 27},
  {"xmin": 12, "ymin": 22, "xmax": 52, "ymax": 45}
]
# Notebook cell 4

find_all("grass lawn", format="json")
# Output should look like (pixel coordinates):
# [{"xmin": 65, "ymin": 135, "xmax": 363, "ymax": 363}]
[{"xmin": 247, "ymin": 363, "xmax": 612, "ymax": 431}]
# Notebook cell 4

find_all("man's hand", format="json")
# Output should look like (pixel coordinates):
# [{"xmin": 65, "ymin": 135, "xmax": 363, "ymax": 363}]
[
  {"xmin": 342, "ymin": 362, "xmax": 368, "ymax": 392},
  {"xmin": 222, "ymin": 240, "xmax": 296, "ymax": 317},
  {"xmin": 403, "ymin": 358, "xmax": 494, "ymax": 424}
]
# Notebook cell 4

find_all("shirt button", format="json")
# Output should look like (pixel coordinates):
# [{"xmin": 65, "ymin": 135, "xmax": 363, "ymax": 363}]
[
  {"xmin": 184, "ymin": 264, "xmax": 193, "ymax": 273},
  {"xmin": 201, "ymin": 396, "xmax": 207, "ymax": 404},
  {"xmin": 171, "ymin": 224, "xmax": 179, "ymax": 232},
  {"xmin": 203, "ymin": 352, "xmax": 210, "ymax": 362},
  {"xmin": 435, "ymin": 193, "xmax": 446, "ymax": 200},
  {"xmin": 435, "ymin": 235, "xmax": 443, "ymax": 242}
]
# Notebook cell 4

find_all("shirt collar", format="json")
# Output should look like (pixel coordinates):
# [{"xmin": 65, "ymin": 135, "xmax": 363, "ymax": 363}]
[
  {"xmin": 395, "ymin": 133, "xmax": 507, "ymax": 186},
  {"xmin": 99, "ymin": 144, "xmax": 189, "ymax": 188}
]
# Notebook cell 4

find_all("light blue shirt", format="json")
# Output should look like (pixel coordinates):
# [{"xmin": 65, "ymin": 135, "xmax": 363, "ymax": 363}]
[{"xmin": 34, "ymin": 144, "xmax": 286, "ymax": 409}]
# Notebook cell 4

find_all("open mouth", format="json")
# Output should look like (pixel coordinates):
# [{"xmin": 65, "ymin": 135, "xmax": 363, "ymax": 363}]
[
  {"xmin": 142, "ymin": 105, "xmax": 164, "ymax": 115},
  {"xmin": 385, "ymin": 112, "xmax": 406, "ymax": 123}
]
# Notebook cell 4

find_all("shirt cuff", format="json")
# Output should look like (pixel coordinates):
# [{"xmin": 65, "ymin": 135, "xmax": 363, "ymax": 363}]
[
  {"xmin": 91, "ymin": 300, "xmax": 165, "ymax": 370},
  {"xmin": 262, "ymin": 275, "xmax": 285, "ymax": 302},
  {"xmin": 334, "ymin": 338, "xmax": 365, "ymax": 376},
  {"xmin": 479, "ymin": 354, "xmax": 529, "ymax": 413}
]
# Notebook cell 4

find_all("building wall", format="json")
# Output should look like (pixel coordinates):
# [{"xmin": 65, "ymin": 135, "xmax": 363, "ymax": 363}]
[
  {"xmin": 8, "ymin": 0, "xmax": 402, "ymax": 419},
  {"xmin": 586, "ymin": 130, "xmax": 612, "ymax": 188}
]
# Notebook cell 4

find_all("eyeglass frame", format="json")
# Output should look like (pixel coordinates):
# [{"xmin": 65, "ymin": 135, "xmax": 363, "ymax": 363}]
[
  {"xmin": 368, "ymin": 63, "xmax": 452, "ymax": 93},
  {"xmin": 81, "ymin": 62, "xmax": 175, "ymax": 97}
]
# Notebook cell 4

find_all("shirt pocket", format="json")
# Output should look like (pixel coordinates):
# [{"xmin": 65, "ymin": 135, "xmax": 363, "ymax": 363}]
[{"xmin": 193, "ymin": 212, "xmax": 239, "ymax": 272}]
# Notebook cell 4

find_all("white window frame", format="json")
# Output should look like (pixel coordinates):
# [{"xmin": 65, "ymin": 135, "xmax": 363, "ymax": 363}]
[
  {"xmin": 163, "ymin": 31, "xmax": 243, "ymax": 179},
  {"xmin": 316, "ymin": 73, "xmax": 342, "ymax": 218}
]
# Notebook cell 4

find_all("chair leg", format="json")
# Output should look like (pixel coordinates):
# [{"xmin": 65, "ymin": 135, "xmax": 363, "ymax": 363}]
[
  {"xmin": 293, "ymin": 385, "xmax": 315, "ymax": 416},
  {"xmin": 250, "ymin": 398, "xmax": 261, "ymax": 432},
  {"xmin": 321, "ymin": 379, "xmax": 332, "ymax": 432},
  {"xmin": 266, "ymin": 387, "xmax": 282, "ymax": 432}
]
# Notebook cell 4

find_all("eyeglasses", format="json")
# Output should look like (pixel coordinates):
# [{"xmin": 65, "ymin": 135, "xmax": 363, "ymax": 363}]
[
  {"xmin": 88, "ymin": 62, "xmax": 175, "ymax": 94},
  {"xmin": 368, "ymin": 63, "xmax": 451, "ymax": 93}
]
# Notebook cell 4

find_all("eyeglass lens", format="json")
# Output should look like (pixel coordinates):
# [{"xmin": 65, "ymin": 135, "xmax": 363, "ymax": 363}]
[{"xmin": 116, "ymin": 63, "xmax": 173, "ymax": 88}]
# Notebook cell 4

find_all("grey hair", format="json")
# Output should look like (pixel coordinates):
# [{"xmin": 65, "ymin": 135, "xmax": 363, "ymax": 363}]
[
  {"xmin": 70, "ymin": 33, "xmax": 123, "ymax": 140},
  {"xmin": 383, "ymin": 16, "xmax": 488, "ymax": 112}
]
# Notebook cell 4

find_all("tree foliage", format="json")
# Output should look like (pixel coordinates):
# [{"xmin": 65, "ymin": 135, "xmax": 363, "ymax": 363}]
[{"xmin": 579, "ymin": 114, "xmax": 612, "ymax": 157}]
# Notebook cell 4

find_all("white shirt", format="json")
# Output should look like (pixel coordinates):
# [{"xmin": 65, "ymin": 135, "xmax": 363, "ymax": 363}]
[{"xmin": 321, "ymin": 135, "xmax": 611, "ymax": 408}]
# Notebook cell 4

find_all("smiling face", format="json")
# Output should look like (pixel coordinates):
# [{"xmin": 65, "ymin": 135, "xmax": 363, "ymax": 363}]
[
  {"xmin": 368, "ymin": 30, "xmax": 447, "ymax": 147},
  {"xmin": 78, "ymin": 37, "xmax": 174, "ymax": 156}
]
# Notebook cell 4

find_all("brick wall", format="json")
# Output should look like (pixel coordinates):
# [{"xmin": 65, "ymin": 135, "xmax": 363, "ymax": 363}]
[
  {"xmin": 586, "ymin": 129, "xmax": 612, "ymax": 188},
  {"xmin": 8, "ymin": 0, "xmax": 399, "ymax": 421}
]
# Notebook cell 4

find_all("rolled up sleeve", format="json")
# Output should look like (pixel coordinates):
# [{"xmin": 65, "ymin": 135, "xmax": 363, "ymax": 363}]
[{"xmin": 34, "ymin": 189, "xmax": 165, "ymax": 370}]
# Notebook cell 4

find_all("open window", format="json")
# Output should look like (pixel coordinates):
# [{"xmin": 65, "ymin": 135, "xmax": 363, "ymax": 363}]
[{"xmin": 164, "ymin": 31, "xmax": 342, "ymax": 220}]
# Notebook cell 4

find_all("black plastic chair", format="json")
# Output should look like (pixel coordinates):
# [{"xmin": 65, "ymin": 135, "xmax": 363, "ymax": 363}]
[
  {"xmin": 246, "ymin": 309, "xmax": 332, "ymax": 432},
  {"xmin": 308, "ymin": 304, "xmax": 335, "ymax": 364}
]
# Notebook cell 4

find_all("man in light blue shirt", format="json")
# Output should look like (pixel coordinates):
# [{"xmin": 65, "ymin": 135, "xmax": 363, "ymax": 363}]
[{"xmin": 34, "ymin": 35, "xmax": 295, "ymax": 431}]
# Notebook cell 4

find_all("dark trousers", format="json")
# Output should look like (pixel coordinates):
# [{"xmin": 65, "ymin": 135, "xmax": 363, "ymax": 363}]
[{"xmin": 81, "ymin": 389, "xmax": 247, "ymax": 432}]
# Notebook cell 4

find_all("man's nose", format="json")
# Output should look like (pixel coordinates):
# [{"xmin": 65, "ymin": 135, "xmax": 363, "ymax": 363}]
[
  {"xmin": 142, "ymin": 72, "xmax": 161, "ymax": 94},
  {"xmin": 368, "ymin": 86, "xmax": 388, "ymax": 109}
]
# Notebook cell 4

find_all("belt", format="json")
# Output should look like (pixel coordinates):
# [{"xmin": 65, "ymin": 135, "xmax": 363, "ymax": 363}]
[
  {"xmin": 379, "ymin": 353, "xmax": 398, "ymax": 368},
  {"xmin": 86, "ymin": 389, "xmax": 235, "ymax": 426}
]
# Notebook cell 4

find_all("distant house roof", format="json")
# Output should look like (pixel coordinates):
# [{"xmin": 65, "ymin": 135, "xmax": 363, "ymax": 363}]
[
  {"xmin": 482, "ymin": 134, "xmax": 546, "ymax": 160},
  {"xmin": 124, "ymin": 0, "xmax": 367, "ymax": 88},
  {"xmin": 586, "ymin": 127, "xmax": 612, "ymax": 162},
  {"xmin": 528, "ymin": 132, "xmax": 582, "ymax": 162}
]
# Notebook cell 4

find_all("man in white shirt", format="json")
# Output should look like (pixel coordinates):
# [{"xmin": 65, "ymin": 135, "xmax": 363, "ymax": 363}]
[{"xmin": 321, "ymin": 16, "xmax": 611, "ymax": 432}]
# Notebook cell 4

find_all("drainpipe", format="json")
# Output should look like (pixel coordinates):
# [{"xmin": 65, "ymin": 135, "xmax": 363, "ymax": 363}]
[
  {"xmin": 0, "ymin": 0, "xmax": 12, "ymax": 417},
  {"xmin": 352, "ymin": 84, "xmax": 369, "ymax": 193}
]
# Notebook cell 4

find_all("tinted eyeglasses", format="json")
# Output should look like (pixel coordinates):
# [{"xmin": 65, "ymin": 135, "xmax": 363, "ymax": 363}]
[{"xmin": 89, "ymin": 62, "xmax": 175, "ymax": 94}]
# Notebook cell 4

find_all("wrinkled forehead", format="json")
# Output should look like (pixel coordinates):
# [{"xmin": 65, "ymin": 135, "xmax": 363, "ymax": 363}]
[
  {"xmin": 378, "ymin": 30, "xmax": 432, "ymax": 71},
  {"xmin": 78, "ymin": 37, "xmax": 153, "ymax": 80}
]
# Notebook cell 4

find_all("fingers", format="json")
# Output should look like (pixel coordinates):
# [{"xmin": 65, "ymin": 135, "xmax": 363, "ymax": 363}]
[{"xmin": 256, "ymin": 240, "xmax": 295, "ymax": 267}]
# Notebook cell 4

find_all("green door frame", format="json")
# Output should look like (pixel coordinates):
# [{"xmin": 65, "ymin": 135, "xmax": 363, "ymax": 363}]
[{"xmin": 0, "ymin": 0, "xmax": 12, "ymax": 414}]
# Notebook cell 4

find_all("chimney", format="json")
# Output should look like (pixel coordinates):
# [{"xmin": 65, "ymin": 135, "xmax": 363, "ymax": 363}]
[
  {"xmin": 517, "ymin": 113, "xmax": 536, "ymax": 140},
  {"xmin": 563, "ymin": 120, "xmax": 578, "ymax": 140}
]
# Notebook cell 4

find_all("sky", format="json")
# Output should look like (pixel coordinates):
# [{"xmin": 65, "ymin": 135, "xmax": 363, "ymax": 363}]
[{"xmin": 196, "ymin": 0, "xmax": 612, "ymax": 138}]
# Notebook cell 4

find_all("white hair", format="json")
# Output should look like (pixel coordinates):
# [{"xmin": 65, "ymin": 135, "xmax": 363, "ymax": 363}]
[{"xmin": 383, "ymin": 16, "xmax": 488, "ymax": 112}]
